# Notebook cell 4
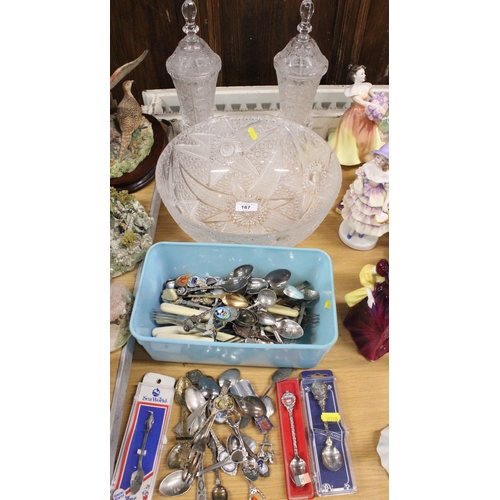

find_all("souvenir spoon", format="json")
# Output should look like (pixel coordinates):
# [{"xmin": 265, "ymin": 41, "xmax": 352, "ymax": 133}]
[
  {"xmin": 283, "ymin": 285, "xmax": 304, "ymax": 300},
  {"xmin": 174, "ymin": 376, "xmax": 192, "ymax": 429},
  {"xmin": 159, "ymin": 469, "xmax": 195, "ymax": 497},
  {"xmin": 246, "ymin": 289, "xmax": 277, "ymax": 310},
  {"xmin": 196, "ymin": 458, "xmax": 207, "ymax": 500},
  {"xmin": 233, "ymin": 309, "xmax": 257, "ymax": 327},
  {"xmin": 218, "ymin": 368, "xmax": 241, "ymax": 396},
  {"xmin": 185, "ymin": 386, "xmax": 207, "ymax": 413},
  {"xmin": 196, "ymin": 448, "xmax": 245, "ymax": 476},
  {"xmin": 264, "ymin": 269, "xmax": 291, "ymax": 288},
  {"xmin": 281, "ymin": 391, "xmax": 308, "ymax": 487},
  {"xmin": 130, "ymin": 411, "xmax": 155, "ymax": 494},
  {"xmin": 261, "ymin": 367, "xmax": 294, "ymax": 398},
  {"xmin": 198, "ymin": 376, "xmax": 220, "ymax": 400},
  {"xmin": 226, "ymin": 433, "xmax": 240, "ymax": 455},
  {"xmin": 310, "ymin": 380, "xmax": 343, "ymax": 472},
  {"xmin": 225, "ymin": 411, "xmax": 259, "ymax": 481},
  {"xmin": 255, "ymin": 310, "xmax": 276, "ymax": 326},
  {"xmin": 207, "ymin": 435, "xmax": 229, "ymax": 500},
  {"xmin": 185, "ymin": 386, "xmax": 209, "ymax": 435},
  {"xmin": 231, "ymin": 394, "xmax": 267, "ymax": 419},
  {"xmin": 230, "ymin": 263, "xmax": 254, "ymax": 278},
  {"xmin": 261, "ymin": 395, "xmax": 275, "ymax": 417},
  {"xmin": 220, "ymin": 276, "xmax": 248, "ymax": 293},
  {"xmin": 210, "ymin": 430, "xmax": 238, "ymax": 476},
  {"xmin": 246, "ymin": 277, "xmax": 269, "ymax": 295},
  {"xmin": 246, "ymin": 478, "xmax": 266, "ymax": 500},
  {"xmin": 273, "ymin": 319, "xmax": 304, "ymax": 340},
  {"xmin": 302, "ymin": 288, "xmax": 320, "ymax": 301},
  {"xmin": 168, "ymin": 377, "xmax": 193, "ymax": 467},
  {"xmin": 167, "ymin": 442, "xmax": 188, "ymax": 470},
  {"xmin": 222, "ymin": 292, "xmax": 249, "ymax": 308},
  {"xmin": 184, "ymin": 395, "xmax": 234, "ymax": 481}
]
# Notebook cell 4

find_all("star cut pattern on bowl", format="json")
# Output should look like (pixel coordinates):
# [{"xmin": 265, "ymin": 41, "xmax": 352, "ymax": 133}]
[{"xmin": 156, "ymin": 114, "xmax": 342, "ymax": 246}]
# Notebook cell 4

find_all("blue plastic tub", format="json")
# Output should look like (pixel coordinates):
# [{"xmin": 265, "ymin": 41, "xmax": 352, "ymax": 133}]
[{"xmin": 130, "ymin": 242, "xmax": 338, "ymax": 368}]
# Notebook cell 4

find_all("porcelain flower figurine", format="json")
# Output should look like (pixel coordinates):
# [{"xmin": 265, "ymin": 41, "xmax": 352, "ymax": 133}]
[
  {"xmin": 343, "ymin": 259, "xmax": 389, "ymax": 361},
  {"xmin": 328, "ymin": 64, "xmax": 388, "ymax": 166},
  {"xmin": 338, "ymin": 143, "xmax": 389, "ymax": 250}
]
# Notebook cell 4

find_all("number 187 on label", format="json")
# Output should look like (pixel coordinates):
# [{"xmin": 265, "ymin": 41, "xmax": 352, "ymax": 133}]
[{"xmin": 235, "ymin": 202, "xmax": 258, "ymax": 212}]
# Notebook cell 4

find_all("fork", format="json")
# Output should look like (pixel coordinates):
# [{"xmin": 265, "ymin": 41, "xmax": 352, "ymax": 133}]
[
  {"xmin": 300, "ymin": 312, "xmax": 320, "ymax": 327},
  {"xmin": 150, "ymin": 310, "xmax": 194, "ymax": 326}
]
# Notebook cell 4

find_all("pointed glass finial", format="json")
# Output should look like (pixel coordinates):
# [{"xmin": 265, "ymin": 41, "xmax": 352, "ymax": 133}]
[
  {"xmin": 182, "ymin": 0, "xmax": 199, "ymax": 35},
  {"xmin": 297, "ymin": 0, "xmax": 314, "ymax": 37}
]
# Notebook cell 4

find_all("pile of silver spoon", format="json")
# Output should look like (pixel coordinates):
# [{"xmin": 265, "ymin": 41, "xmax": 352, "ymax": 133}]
[
  {"xmin": 150, "ymin": 264, "xmax": 320, "ymax": 344},
  {"xmin": 159, "ymin": 367, "xmax": 294, "ymax": 499}
]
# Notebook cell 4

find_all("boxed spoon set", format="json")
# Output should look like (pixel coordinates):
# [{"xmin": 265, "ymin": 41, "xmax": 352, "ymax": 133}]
[
  {"xmin": 110, "ymin": 373, "xmax": 176, "ymax": 500},
  {"xmin": 276, "ymin": 371, "xmax": 356, "ymax": 499}
]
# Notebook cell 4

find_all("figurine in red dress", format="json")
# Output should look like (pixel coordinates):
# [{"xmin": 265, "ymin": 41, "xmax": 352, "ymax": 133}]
[{"xmin": 343, "ymin": 259, "xmax": 389, "ymax": 361}]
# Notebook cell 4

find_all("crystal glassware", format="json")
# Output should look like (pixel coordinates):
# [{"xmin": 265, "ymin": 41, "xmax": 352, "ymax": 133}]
[
  {"xmin": 155, "ymin": 114, "xmax": 342, "ymax": 246},
  {"xmin": 166, "ymin": 0, "xmax": 221, "ymax": 130},
  {"xmin": 274, "ymin": 0, "xmax": 328, "ymax": 128}
]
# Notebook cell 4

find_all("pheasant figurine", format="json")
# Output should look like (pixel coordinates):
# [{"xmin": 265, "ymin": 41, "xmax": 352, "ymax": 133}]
[{"xmin": 116, "ymin": 80, "xmax": 143, "ymax": 161}]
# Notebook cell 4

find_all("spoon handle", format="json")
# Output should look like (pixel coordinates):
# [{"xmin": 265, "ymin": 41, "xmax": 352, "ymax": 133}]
[
  {"xmin": 137, "ymin": 411, "xmax": 155, "ymax": 469},
  {"xmin": 247, "ymin": 479, "xmax": 266, "ymax": 500},
  {"xmin": 196, "ymin": 459, "xmax": 207, "ymax": 500},
  {"xmin": 281, "ymin": 391, "xmax": 300, "ymax": 457}
]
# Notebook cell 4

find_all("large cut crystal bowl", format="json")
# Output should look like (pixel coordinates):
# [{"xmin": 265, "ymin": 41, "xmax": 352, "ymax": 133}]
[{"xmin": 155, "ymin": 114, "xmax": 342, "ymax": 246}]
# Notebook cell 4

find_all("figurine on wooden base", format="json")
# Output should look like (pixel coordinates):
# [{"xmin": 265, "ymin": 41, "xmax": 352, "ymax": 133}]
[
  {"xmin": 343, "ymin": 259, "xmax": 389, "ymax": 361},
  {"xmin": 339, "ymin": 143, "xmax": 389, "ymax": 250},
  {"xmin": 110, "ymin": 80, "xmax": 155, "ymax": 179},
  {"xmin": 328, "ymin": 64, "xmax": 388, "ymax": 166}
]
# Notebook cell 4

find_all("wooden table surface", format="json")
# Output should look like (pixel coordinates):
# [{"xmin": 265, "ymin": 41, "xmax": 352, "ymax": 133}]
[{"xmin": 110, "ymin": 166, "xmax": 389, "ymax": 500}]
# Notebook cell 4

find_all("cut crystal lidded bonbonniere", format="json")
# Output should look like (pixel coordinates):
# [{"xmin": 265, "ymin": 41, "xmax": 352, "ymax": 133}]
[
  {"xmin": 274, "ymin": 0, "xmax": 328, "ymax": 128},
  {"xmin": 166, "ymin": 0, "xmax": 221, "ymax": 130}
]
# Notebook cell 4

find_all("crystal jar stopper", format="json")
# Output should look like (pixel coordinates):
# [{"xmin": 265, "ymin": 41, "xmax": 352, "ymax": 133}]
[
  {"xmin": 274, "ymin": 0, "xmax": 328, "ymax": 128},
  {"xmin": 166, "ymin": 0, "xmax": 221, "ymax": 129}
]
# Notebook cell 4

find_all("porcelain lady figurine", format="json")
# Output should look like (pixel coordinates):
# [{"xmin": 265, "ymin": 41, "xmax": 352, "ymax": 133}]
[
  {"xmin": 328, "ymin": 64, "xmax": 388, "ymax": 166},
  {"xmin": 339, "ymin": 143, "xmax": 389, "ymax": 250}
]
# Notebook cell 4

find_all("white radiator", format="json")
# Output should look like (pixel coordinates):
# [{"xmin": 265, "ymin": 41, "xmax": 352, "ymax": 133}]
[{"xmin": 142, "ymin": 84, "xmax": 389, "ymax": 140}]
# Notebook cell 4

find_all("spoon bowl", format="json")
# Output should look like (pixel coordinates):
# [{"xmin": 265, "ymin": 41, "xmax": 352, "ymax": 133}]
[
  {"xmin": 275, "ymin": 319, "xmax": 304, "ymax": 340},
  {"xmin": 221, "ymin": 276, "xmax": 248, "ymax": 293},
  {"xmin": 233, "ymin": 308, "xmax": 257, "ymax": 327},
  {"xmin": 265, "ymin": 269, "xmax": 291, "ymax": 288},
  {"xmin": 303, "ymin": 288, "xmax": 320, "ymax": 301},
  {"xmin": 198, "ymin": 376, "xmax": 220, "ymax": 400},
  {"xmin": 222, "ymin": 293, "xmax": 248, "ymax": 309},
  {"xmin": 232, "ymin": 394, "xmax": 267, "ymax": 418},
  {"xmin": 246, "ymin": 277, "xmax": 269, "ymax": 295},
  {"xmin": 184, "ymin": 386, "xmax": 206, "ymax": 413},
  {"xmin": 230, "ymin": 264, "xmax": 254, "ymax": 279},
  {"xmin": 261, "ymin": 395, "xmax": 275, "ymax": 416},
  {"xmin": 261, "ymin": 367, "xmax": 294, "ymax": 398},
  {"xmin": 255, "ymin": 310, "xmax": 276, "ymax": 326},
  {"xmin": 211, "ymin": 482, "xmax": 228, "ymax": 500},
  {"xmin": 283, "ymin": 285, "xmax": 304, "ymax": 300},
  {"xmin": 218, "ymin": 368, "xmax": 241, "ymax": 395},
  {"xmin": 247, "ymin": 289, "xmax": 277, "ymax": 310},
  {"xmin": 159, "ymin": 469, "xmax": 195, "ymax": 497},
  {"xmin": 290, "ymin": 454, "xmax": 307, "ymax": 484},
  {"xmin": 322, "ymin": 438, "xmax": 343, "ymax": 471}
]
